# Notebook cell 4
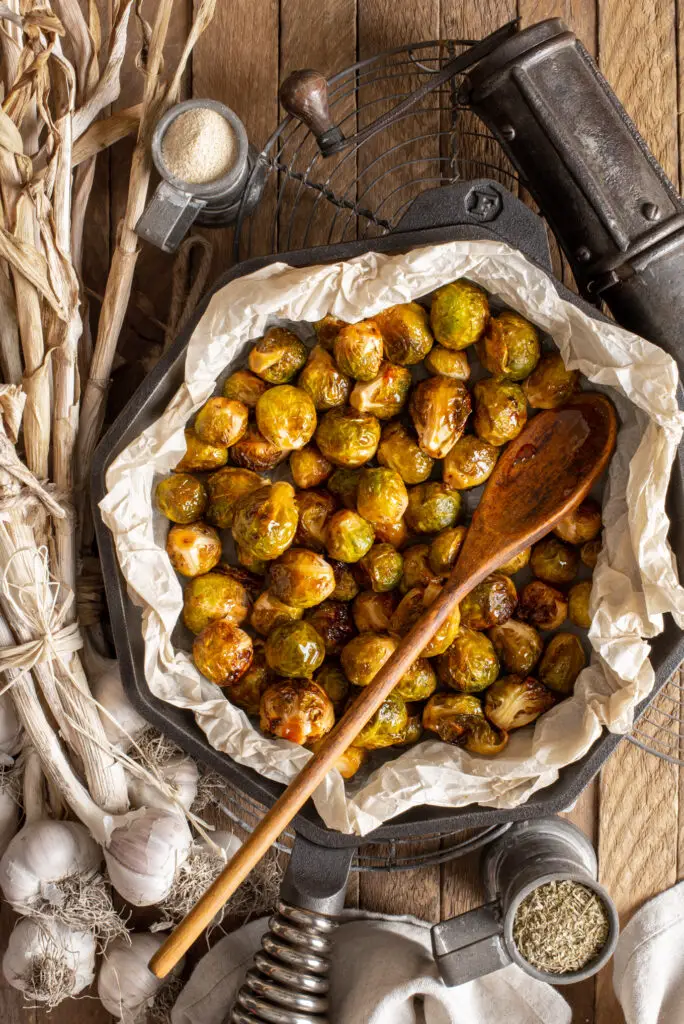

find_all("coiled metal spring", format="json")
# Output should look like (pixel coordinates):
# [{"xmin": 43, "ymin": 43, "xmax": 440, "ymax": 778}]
[{"xmin": 231, "ymin": 901, "xmax": 338, "ymax": 1024}]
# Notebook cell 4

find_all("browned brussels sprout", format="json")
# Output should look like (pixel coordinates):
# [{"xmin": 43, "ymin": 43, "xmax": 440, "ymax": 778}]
[
  {"xmin": 409, "ymin": 376, "xmax": 471, "ymax": 459},
  {"xmin": 330, "ymin": 559, "xmax": 360, "ymax": 602},
  {"xmin": 473, "ymin": 378, "xmax": 527, "ymax": 447},
  {"xmin": 250, "ymin": 589, "xmax": 303, "ymax": 636},
  {"xmin": 356, "ymin": 468, "xmax": 408, "ymax": 526},
  {"xmin": 290, "ymin": 445, "xmax": 332, "ymax": 490},
  {"xmin": 568, "ymin": 581, "xmax": 592, "ymax": 629},
  {"xmin": 314, "ymin": 662, "xmax": 350, "ymax": 714},
  {"xmin": 297, "ymin": 345, "xmax": 351, "ymax": 410},
  {"xmin": 232, "ymin": 482, "xmax": 298, "ymax": 561},
  {"xmin": 393, "ymin": 654, "xmax": 437, "ymax": 702},
  {"xmin": 437, "ymin": 627, "xmax": 499, "ymax": 693},
  {"xmin": 248, "ymin": 326, "xmax": 307, "ymax": 383},
  {"xmin": 315, "ymin": 408, "xmax": 381, "ymax": 468},
  {"xmin": 422, "ymin": 693, "xmax": 507, "ymax": 754},
  {"xmin": 394, "ymin": 707, "xmax": 424, "ymax": 746},
  {"xmin": 305, "ymin": 601, "xmax": 356, "ymax": 655},
  {"xmin": 488, "ymin": 620, "xmax": 543, "ymax": 676},
  {"xmin": 265, "ymin": 620, "xmax": 326, "ymax": 678},
  {"xmin": 442, "ymin": 435, "xmax": 498, "ymax": 490},
  {"xmin": 333, "ymin": 320, "xmax": 384, "ymax": 381},
  {"xmin": 222, "ymin": 369, "xmax": 267, "ymax": 407},
  {"xmin": 477, "ymin": 311, "xmax": 541, "ymax": 381},
  {"xmin": 554, "ymin": 498, "xmax": 602, "ymax": 545},
  {"xmin": 327, "ymin": 467, "xmax": 362, "ymax": 509},
  {"xmin": 400, "ymin": 543, "xmax": 442, "ymax": 593},
  {"xmin": 430, "ymin": 280, "xmax": 489, "ymax": 350},
  {"xmin": 340, "ymin": 632, "xmax": 396, "ymax": 687},
  {"xmin": 193, "ymin": 621, "xmax": 253, "ymax": 686},
  {"xmin": 308, "ymin": 736, "xmax": 368, "ymax": 778},
  {"xmin": 377, "ymin": 421, "xmax": 434, "ymax": 485},
  {"xmin": 580, "ymin": 539, "xmax": 601, "ymax": 569},
  {"xmin": 230, "ymin": 424, "xmax": 289, "ymax": 472},
  {"xmin": 294, "ymin": 489, "xmax": 337, "ymax": 552},
  {"xmin": 429, "ymin": 527, "xmax": 468, "ymax": 576},
  {"xmin": 424, "ymin": 345, "xmax": 470, "ymax": 380},
  {"xmin": 314, "ymin": 314, "xmax": 348, "ymax": 351},
  {"xmin": 325, "ymin": 509, "xmax": 375, "ymax": 563},
  {"xmin": 255, "ymin": 384, "xmax": 317, "ymax": 451},
  {"xmin": 484, "ymin": 675, "xmax": 555, "ymax": 731},
  {"xmin": 517, "ymin": 581, "xmax": 568, "ymax": 631},
  {"xmin": 351, "ymin": 694, "xmax": 408, "ymax": 750},
  {"xmin": 523, "ymin": 352, "xmax": 580, "ymax": 409},
  {"xmin": 372, "ymin": 301, "xmax": 434, "ymax": 365},
  {"xmin": 194, "ymin": 397, "xmax": 249, "ymax": 447},
  {"xmin": 405, "ymin": 482, "xmax": 462, "ymax": 534},
  {"xmin": 390, "ymin": 585, "xmax": 460, "ymax": 657},
  {"xmin": 498, "ymin": 548, "xmax": 531, "ymax": 576},
  {"xmin": 357, "ymin": 543, "xmax": 403, "ymax": 593},
  {"xmin": 205, "ymin": 466, "xmax": 264, "ymax": 528},
  {"xmin": 530, "ymin": 536, "xmax": 579, "ymax": 585},
  {"xmin": 176, "ymin": 428, "xmax": 228, "ymax": 472},
  {"xmin": 269, "ymin": 548, "xmax": 336, "ymax": 609},
  {"xmin": 373, "ymin": 517, "xmax": 412, "ymax": 550},
  {"xmin": 352, "ymin": 590, "xmax": 398, "ymax": 633},
  {"xmin": 156, "ymin": 473, "xmax": 207, "ymax": 524},
  {"xmin": 460, "ymin": 573, "xmax": 517, "ymax": 630},
  {"xmin": 349, "ymin": 361, "xmax": 412, "ymax": 419},
  {"xmin": 225, "ymin": 640, "xmax": 270, "ymax": 715},
  {"xmin": 183, "ymin": 570, "xmax": 250, "ymax": 634},
  {"xmin": 259, "ymin": 678, "xmax": 334, "ymax": 744},
  {"xmin": 236, "ymin": 545, "xmax": 268, "ymax": 575},
  {"xmin": 219, "ymin": 564, "xmax": 264, "ymax": 602},
  {"xmin": 538, "ymin": 633, "xmax": 586, "ymax": 694},
  {"xmin": 166, "ymin": 522, "xmax": 221, "ymax": 577}
]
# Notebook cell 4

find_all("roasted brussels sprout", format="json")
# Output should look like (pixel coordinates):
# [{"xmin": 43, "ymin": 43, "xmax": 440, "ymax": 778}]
[
  {"xmin": 222, "ymin": 369, "xmax": 267, "ymax": 407},
  {"xmin": 314, "ymin": 314, "xmax": 348, "ymax": 351},
  {"xmin": 351, "ymin": 694, "xmax": 408, "ymax": 749},
  {"xmin": 523, "ymin": 352, "xmax": 579, "ymax": 409},
  {"xmin": 315, "ymin": 408, "xmax": 381, "ymax": 468},
  {"xmin": 460, "ymin": 573, "xmax": 517, "ymax": 630},
  {"xmin": 255, "ymin": 385, "xmax": 317, "ymax": 451},
  {"xmin": 219, "ymin": 564, "xmax": 264, "ymax": 602},
  {"xmin": 352, "ymin": 590, "xmax": 398, "ymax": 633},
  {"xmin": 193, "ymin": 621, "xmax": 253, "ymax": 686},
  {"xmin": 373, "ymin": 517, "xmax": 411, "ymax": 550},
  {"xmin": 330, "ymin": 559, "xmax": 360, "ymax": 602},
  {"xmin": 294, "ymin": 489, "xmax": 337, "ymax": 552},
  {"xmin": 340, "ymin": 632, "xmax": 396, "ymax": 687},
  {"xmin": 236, "ymin": 545, "xmax": 268, "ymax": 575},
  {"xmin": 269, "ymin": 548, "xmax": 336, "ymax": 609},
  {"xmin": 473, "ymin": 378, "xmax": 527, "ymax": 447},
  {"xmin": 230, "ymin": 424, "xmax": 289, "ymax": 472},
  {"xmin": 182, "ymin": 570, "xmax": 250, "ymax": 634},
  {"xmin": 477, "ymin": 311, "xmax": 540, "ymax": 381},
  {"xmin": 436, "ymin": 627, "xmax": 499, "ymax": 693},
  {"xmin": 297, "ymin": 345, "xmax": 351, "ymax": 410},
  {"xmin": 442, "ymin": 435, "xmax": 498, "ymax": 490},
  {"xmin": 394, "ymin": 707, "xmax": 424, "ymax": 746},
  {"xmin": 568, "ymin": 581, "xmax": 592, "ymax": 629},
  {"xmin": 290, "ymin": 445, "xmax": 332, "ymax": 490},
  {"xmin": 176, "ymin": 428, "xmax": 228, "ymax": 472},
  {"xmin": 205, "ymin": 467, "xmax": 264, "ymax": 528},
  {"xmin": 580, "ymin": 539, "xmax": 601, "ymax": 569},
  {"xmin": 333, "ymin": 320, "xmax": 384, "ymax": 381},
  {"xmin": 225, "ymin": 640, "xmax": 270, "ymax": 715},
  {"xmin": 166, "ymin": 522, "xmax": 221, "ymax": 577},
  {"xmin": 422, "ymin": 693, "xmax": 507, "ymax": 754},
  {"xmin": 259, "ymin": 678, "xmax": 334, "ymax": 744},
  {"xmin": 429, "ymin": 527, "xmax": 467, "ymax": 576},
  {"xmin": 248, "ymin": 326, "xmax": 307, "ymax": 383},
  {"xmin": 409, "ymin": 376, "xmax": 471, "ymax": 459},
  {"xmin": 308, "ymin": 736, "xmax": 368, "ymax": 778},
  {"xmin": 156, "ymin": 473, "xmax": 207, "ymax": 523},
  {"xmin": 377, "ymin": 421, "xmax": 434, "ymax": 485},
  {"xmin": 488, "ymin": 620, "xmax": 543, "ymax": 676},
  {"xmin": 250, "ymin": 589, "xmax": 303, "ymax": 636},
  {"xmin": 325, "ymin": 509, "xmax": 375, "ymax": 563},
  {"xmin": 484, "ymin": 675, "xmax": 555, "ymax": 731},
  {"xmin": 430, "ymin": 280, "xmax": 489, "ymax": 350},
  {"xmin": 393, "ymin": 655, "xmax": 437, "ymax": 702},
  {"xmin": 390, "ymin": 585, "xmax": 460, "ymax": 657},
  {"xmin": 194, "ymin": 397, "xmax": 249, "ymax": 447},
  {"xmin": 538, "ymin": 633, "xmax": 586, "ymax": 694},
  {"xmin": 405, "ymin": 482, "xmax": 462, "ymax": 534},
  {"xmin": 349, "ymin": 361, "xmax": 412, "ymax": 419},
  {"xmin": 372, "ymin": 301, "xmax": 433, "ymax": 365},
  {"xmin": 232, "ymin": 482, "xmax": 298, "ymax": 561},
  {"xmin": 400, "ymin": 543, "xmax": 442, "ymax": 593},
  {"xmin": 265, "ymin": 620, "xmax": 326, "ymax": 678},
  {"xmin": 498, "ymin": 548, "xmax": 531, "ymax": 576},
  {"xmin": 314, "ymin": 662, "xmax": 350, "ymax": 713},
  {"xmin": 530, "ymin": 536, "xmax": 579, "ymax": 585},
  {"xmin": 327, "ymin": 467, "xmax": 362, "ymax": 509},
  {"xmin": 517, "ymin": 581, "xmax": 568, "ymax": 631},
  {"xmin": 356, "ymin": 468, "xmax": 408, "ymax": 526},
  {"xmin": 554, "ymin": 499, "xmax": 602, "ymax": 544},
  {"xmin": 305, "ymin": 601, "xmax": 356, "ymax": 655},
  {"xmin": 357, "ymin": 543, "xmax": 403, "ymax": 593},
  {"xmin": 424, "ymin": 345, "xmax": 470, "ymax": 380}
]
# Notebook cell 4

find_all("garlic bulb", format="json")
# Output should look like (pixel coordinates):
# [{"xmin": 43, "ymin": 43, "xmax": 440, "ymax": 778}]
[
  {"xmin": 104, "ymin": 807, "xmax": 192, "ymax": 906},
  {"xmin": 0, "ymin": 691, "xmax": 21, "ymax": 759},
  {"xmin": 3, "ymin": 917, "xmax": 96, "ymax": 1005},
  {"xmin": 0, "ymin": 786, "xmax": 19, "ymax": 858},
  {"xmin": 0, "ymin": 820, "xmax": 101, "ymax": 909},
  {"xmin": 98, "ymin": 931, "xmax": 185, "ymax": 1022},
  {"xmin": 90, "ymin": 650, "xmax": 147, "ymax": 751},
  {"xmin": 127, "ymin": 754, "xmax": 199, "ymax": 814}
]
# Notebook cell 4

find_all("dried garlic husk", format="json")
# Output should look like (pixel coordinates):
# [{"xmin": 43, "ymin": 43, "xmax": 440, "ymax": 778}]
[
  {"xmin": 85, "ymin": 639, "xmax": 147, "ymax": 751},
  {"xmin": 0, "ymin": 692, "xmax": 22, "ymax": 759},
  {"xmin": 0, "ymin": 820, "xmax": 101, "ymax": 908},
  {"xmin": 104, "ymin": 809, "xmax": 193, "ymax": 906},
  {"xmin": 98, "ymin": 931, "xmax": 185, "ymax": 1022},
  {"xmin": 0, "ymin": 786, "xmax": 19, "ymax": 858},
  {"xmin": 126, "ymin": 754, "xmax": 199, "ymax": 814},
  {"xmin": 3, "ymin": 917, "xmax": 96, "ymax": 1006}
]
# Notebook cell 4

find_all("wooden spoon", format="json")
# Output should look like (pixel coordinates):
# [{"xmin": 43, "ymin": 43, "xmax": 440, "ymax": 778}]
[{"xmin": 150, "ymin": 391, "xmax": 617, "ymax": 977}]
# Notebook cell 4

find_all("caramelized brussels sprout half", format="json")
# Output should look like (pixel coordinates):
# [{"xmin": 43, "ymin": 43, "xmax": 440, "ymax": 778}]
[
  {"xmin": 523, "ymin": 352, "xmax": 580, "ymax": 409},
  {"xmin": 193, "ymin": 621, "xmax": 253, "ymax": 686},
  {"xmin": 538, "ymin": 633, "xmax": 586, "ymax": 694},
  {"xmin": 308, "ymin": 735, "xmax": 368, "ymax": 778},
  {"xmin": 297, "ymin": 345, "xmax": 351, "ymax": 410},
  {"xmin": 553, "ymin": 499, "xmax": 602, "ymax": 544},
  {"xmin": 294, "ymin": 489, "xmax": 337, "ymax": 552},
  {"xmin": 232, "ymin": 482, "xmax": 298, "ymax": 561},
  {"xmin": 430, "ymin": 280, "xmax": 489, "ymax": 350},
  {"xmin": 429, "ymin": 527, "xmax": 467, "ymax": 576},
  {"xmin": 372, "ymin": 301, "xmax": 433, "ymax": 365},
  {"xmin": 351, "ymin": 694, "xmax": 408, "ymax": 750},
  {"xmin": 248, "ymin": 326, "xmax": 307, "ymax": 383},
  {"xmin": 315, "ymin": 408, "xmax": 381, "ymax": 468},
  {"xmin": 530, "ymin": 536, "xmax": 579, "ymax": 585},
  {"xmin": 222, "ymin": 369, "xmax": 267, "ymax": 407},
  {"xmin": 422, "ymin": 693, "xmax": 507, "ymax": 754},
  {"xmin": 580, "ymin": 539, "xmax": 601, "ymax": 569},
  {"xmin": 237, "ymin": 545, "xmax": 268, "ymax": 575},
  {"xmin": 176, "ymin": 428, "xmax": 228, "ymax": 472},
  {"xmin": 393, "ymin": 655, "xmax": 437, "ymax": 702},
  {"xmin": 424, "ymin": 345, "xmax": 470, "ymax": 380},
  {"xmin": 442, "ymin": 435, "xmax": 498, "ymax": 490},
  {"xmin": 389, "ymin": 585, "xmax": 460, "ymax": 657},
  {"xmin": 325, "ymin": 510, "xmax": 375, "ymax": 563},
  {"xmin": 333, "ymin": 320, "xmax": 384, "ymax": 381},
  {"xmin": 225, "ymin": 640, "xmax": 270, "ymax": 715},
  {"xmin": 352, "ymin": 590, "xmax": 398, "ymax": 633},
  {"xmin": 405, "ymin": 482, "xmax": 462, "ymax": 534},
  {"xmin": 477, "ymin": 311, "xmax": 540, "ymax": 381},
  {"xmin": 488, "ymin": 620, "xmax": 543, "ymax": 676},
  {"xmin": 183, "ymin": 570, "xmax": 250, "ymax": 634},
  {"xmin": 394, "ymin": 707, "xmax": 424, "ymax": 746},
  {"xmin": 484, "ymin": 675, "xmax": 555, "ymax": 731},
  {"xmin": 409, "ymin": 376, "xmax": 471, "ymax": 459},
  {"xmin": 156, "ymin": 473, "xmax": 207, "ymax": 524},
  {"xmin": 327, "ymin": 467, "xmax": 362, "ymax": 509},
  {"xmin": 460, "ymin": 573, "xmax": 517, "ymax": 630},
  {"xmin": 194, "ymin": 397, "xmax": 249, "ymax": 447},
  {"xmin": 230, "ymin": 424, "xmax": 289, "ymax": 472},
  {"xmin": 305, "ymin": 602, "xmax": 356, "ymax": 655},
  {"xmin": 357, "ymin": 467, "xmax": 408, "ymax": 526},
  {"xmin": 568, "ymin": 581, "xmax": 592, "ymax": 629},
  {"xmin": 340, "ymin": 632, "xmax": 396, "ymax": 687},
  {"xmin": 205, "ymin": 467, "xmax": 264, "ymax": 528},
  {"xmin": 357, "ymin": 543, "xmax": 403, "ymax": 593},
  {"xmin": 330, "ymin": 559, "xmax": 360, "ymax": 602},
  {"xmin": 373, "ymin": 517, "xmax": 412, "ymax": 549},
  {"xmin": 377, "ymin": 421, "xmax": 434, "ymax": 485},
  {"xmin": 498, "ymin": 547, "xmax": 531, "ymax": 576},
  {"xmin": 166, "ymin": 522, "xmax": 221, "ymax": 577},
  {"xmin": 349, "ymin": 361, "xmax": 412, "ymax": 419},
  {"xmin": 314, "ymin": 662, "xmax": 350, "ymax": 714},
  {"xmin": 259, "ymin": 678, "xmax": 334, "ymax": 744},
  {"xmin": 517, "ymin": 581, "xmax": 568, "ymax": 631},
  {"xmin": 290, "ymin": 445, "xmax": 332, "ymax": 490},
  {"xmin": 314, "ymin": 314, "xmax": 348, "ymax": 351},
  {"xmin": 401, "ymin": 543, "xmax": 442, "ymax": 593},
  {"xmin": 255, "ymin": 384, "xmax": 317, "ymax": 451},
  {"xmin": 250, "ymin": 589, "xmax": 303, "ymax": 636},
  {"xmin": 265, "ymin": 620, "xmax": 326, "ymax": 678},
  {"xmin": 437, "ymin": 627, "xmax": 499, "ymax": 693},
  {"xmin": 219, "ymin": 564, "xmax": 264, "ymax": 602},
  {"xmin": 269, "ymin": 548, "xmax": 336, "ymax": 609},
  {"xmin": 473, "ymin": 378, "xmax": 527, "ymax": 447}
]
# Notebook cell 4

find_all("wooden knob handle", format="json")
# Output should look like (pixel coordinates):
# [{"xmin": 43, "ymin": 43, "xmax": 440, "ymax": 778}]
[{"xmin": 279, "ymin": 69, "xmax": 345, "ymax": 156}]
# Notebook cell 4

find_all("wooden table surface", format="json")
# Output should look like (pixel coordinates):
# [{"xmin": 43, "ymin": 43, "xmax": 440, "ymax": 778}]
[{"xmin": 2, "ymin": 1, "xmax": 683, "ymax": 1021}]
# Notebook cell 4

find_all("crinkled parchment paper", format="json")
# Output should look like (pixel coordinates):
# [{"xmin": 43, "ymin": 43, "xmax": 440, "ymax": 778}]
[{"xmin": 100, "ymin": 240, "xmax": 684, "ymax": 836}]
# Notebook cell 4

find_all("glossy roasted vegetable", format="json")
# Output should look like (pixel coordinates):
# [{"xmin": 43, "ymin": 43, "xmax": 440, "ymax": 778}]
[
  {"xmin": 269, "ymin": 548, "xmax": 335, "ymax": 608},
  {"xmin": 377, "ymin": 421, "xmax": 434, "ymax": 485},
  {"xmin": 327, "ymin": 467, "xmax": 362, "ymax": 509},
  {"xmin": 429, "ymin": 527, "xmax": 467, "ymax": 576},
  {"xmin": 330, "ymin": 559, "xmax": 360, "ymax": 602},
  {"xmin": 250, "ymin": 589, "xmax": 303, "ymax": 636},
  {"xmin": 436, "ymin": 627, "xmax": 499, "ymax": 693},
  {"xmin": 349, "ymin": 361, "xmax": 412, "ymax": 419},
  {"xmin": 393, "ymin": 655, "xmax": 437, "ymax": 702},
  {"xmin": 400, "ymin": 543, "xmax": 442, "ymax": 593},
  {"xmin": 294, "ymin": 489, "xmax": 337, "ymax": 552},
  {"xmin": 394, "ymin": 707, "xmax": 424, "ymax": 746},
  {"xmin": 219, "ymin": 565, "xmax": 264, "ymax": 602},
  {"xmin": 357, "ymin": 543, "xmax": 403, "ymax": 593},
  {"xmin": 460, "ymin": 573, "xmax": 517, "ymax": 630},
  {"xmin": 225, "ymin": 640, "xmax": 270, "ymax": 715},
  {"xmin": 176, "ymin": 428, "xmax": 227, "ymax": 472},
  {"xmin": 530, "ymin": 536, "xmax": 579, "ymax": 585},
  {"xmin": 222, "ymin": 369, "xmax": 267, "ymax": 407},
  {"xmin": 308, "ymin": 736, "xmax": 368, "ymax": 778},
  {"xmin": 265, "ymin": 620, "xmax": 326, "ymax": 678},
  {"xmin": 232, "ymin": 481, "xmax": 298, "ymax": 561},
  {"xmin": 351, "ymin": 694, "xmax": 408, "ymax": 749},
  {"xmin": 248, "ymin": 326, "xmax": 307, "ymax": 383},
  {"xmin": 236, "ymin": 545, "xmax": 268, "ymax": 575},
  {"xmin": 325, "ymin": 509, "xmax": 375, "ymax": 563},
  {"xmin": 166, "ymin": 522, "xmax": 221, "ymax": 577},
  {"xmin": 194, "ymin": 397, "xmax": 249, "ymax": 447},
  {"xmin": 290, "ymin": 445, "xmax": 332, "ymax": 490},
  {"xmin": 484, "ymin": 675, "xmax": 555, "ymax": 731},
  {"xmin": 315, "ymin": 408, "xmax": 381, "ymax": 468},
  {"xmin": 259, "ymin": 678, "xmax": 334, "ymax": 744},
  {"xmin": 356, "ymin": 467, "xmax": 408, "ymax": 526},
  {"xmin": 442, "ymin": 435, "xmax": 498, "ymax": 490},
  {"xmin": 498, "ymin": 547, "xmax": 531, "ymax": 576},
  {"xmin": 373, "ymin": 517, "xmax": 411, "ymax": 549},
  {"xmin": 193, "ymin": 621, "xmax": 253, "ymax": 686},
  {"xmin": 372, "ymin": 301, "xmax": 433, "ymax": 365},
  {"xmin": 183, "ymin": 570, "xmax": 251, "ymax": 634},
  {"xmin": 389, "ymin": 585, "xmax": 460, "ymax": 657},
  {"xmin": 477, "ymin": 311, "xmax": 540, "ymax": 381},
  {"xmin": 314, "ymin": 662, "xmax": 350, "ymax": 714},
  {"xmin": 405, "ymin": 482, "xmax": 462, "ymax": 534},
  {"xmin": 538, "ymin": 633, "xmax": 586, "ymax": 694},
  {"xmin": 517, "ymin": 581, "xmax": 568, "ymax": 631},
  {"xmin": 314, "ymin": 314, "xmax": 348, "ymax": 351},
  {"xmin": 568, "ymin": 581, "xmax": 592, "ymax": 629},
  {"xmin": 352, "ymin": 590, "xmax": 398, "ymax": 633},
  {"xmin": 473, "ymin": 378, "xmax": 527, "ymax": 446},
  {"xmin": 488, "ymin": 619, "xmax": 543, "ymax": 676},
  {"xmin": 205, "ymin": 467, "xmax": 264, "ymax": 528},
  {"xmin": 580, "ymin": 539, "xmax": 601, "ymax": 569},
  {"xmin": 523, "ymin": 352, "xmax": 579, "ymax": 409},
  {"xmin": 553, "ymin": 498, "xmax": 602, "ymax": 544},
  {"xmin": 333, "ymin": 320, "xmax": 384, "ymax": 381},
  {"xmin": 424, "ymin": 345, "xmax": 470, "ymax": 379},
  {"xmin": 255, "ymin": 384, "xmax": 317, "ymax": 451},
  {"xmin": 340, "ymin": 632, "xmax": 396, "ymax": 687},
  {"xmin": 305, "ymin": 601, "xmax": 356, "ymax": 655},
  {"xmin": 230, "ymin": 424, "xmax": 289, "ymax": 472},
  {"xmin": 297, "ymin": 345, "xmax": 351, "ymax": 410},
  {"xmin": 409, "ymin": 376, "xmax": 471, "ymax": 459},
  {"xmin": 430, "ymin": 280, "xmax": 489, "ymax": 350},
  {"xmin": 422, "ymin": 693, "xmax": 507, "ymax": 754},
  {"xmin": 156, "ymin": 473, "xmax": 207, "ymax": 524}
]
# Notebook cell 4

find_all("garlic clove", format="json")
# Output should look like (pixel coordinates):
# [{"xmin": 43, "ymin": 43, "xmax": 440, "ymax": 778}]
[
  {"xmin": 98, "ymin": 931, "xmax": 185, "ymax": 1021},
  {"xmin": 104, "ymin": 807, "xmax": 192, "ymax": 906},
  {"xmin": 3, "ymin": 917, "xmax": 96, "ymax": 1003},
  {"xmin": 0, "ymin": 787, "xmax": 19, "ymax": 858},
  {"xmin": 0, "ymin": 820, "xmax": 102, "ymax": 909},
  {"xmin": 92, "ymin": 662, "xmax": 147, "ymax": 751}
]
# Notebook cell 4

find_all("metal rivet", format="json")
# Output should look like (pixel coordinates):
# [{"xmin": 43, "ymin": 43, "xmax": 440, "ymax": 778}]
[
  {"xmin": 500, "ymin": 124, "xmax": 516, "ymax": 141},
  {"xmin": 575, "ymin": 246, "xmax": 592, "ymax": 263},
  {"xmin": 642, "ymin": 202, "xmax": 661, "ymax": 221}
]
